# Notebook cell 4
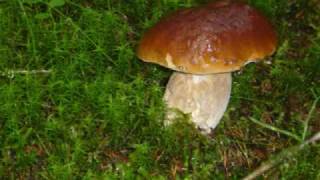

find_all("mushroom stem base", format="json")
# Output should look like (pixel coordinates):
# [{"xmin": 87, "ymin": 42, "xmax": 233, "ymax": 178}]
[{"xmin": 164, "ymin": 72, "xmax": 232, "ymax": 133}]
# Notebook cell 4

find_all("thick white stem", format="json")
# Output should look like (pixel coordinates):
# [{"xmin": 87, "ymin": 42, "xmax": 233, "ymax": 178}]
[{"xmin": 164, "ymin": 72, "xmax": 232, "ymax": 133}]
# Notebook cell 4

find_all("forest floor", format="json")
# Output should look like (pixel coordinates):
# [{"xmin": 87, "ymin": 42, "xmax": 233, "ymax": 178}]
[{"xmin": 0, "ymin": 0, "xmax": 319, "ymax": 179}]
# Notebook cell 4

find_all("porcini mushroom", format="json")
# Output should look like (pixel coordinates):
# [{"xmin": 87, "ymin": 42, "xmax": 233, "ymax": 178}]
[{"xmin": 137, "ymin": 1, "xmax": 277, "ymax": 133}]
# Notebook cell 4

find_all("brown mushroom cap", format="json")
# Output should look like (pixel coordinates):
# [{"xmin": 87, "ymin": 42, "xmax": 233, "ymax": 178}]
[{"xmin": 137, "ymin": 1, "xmax": 277, "ymax": 74}]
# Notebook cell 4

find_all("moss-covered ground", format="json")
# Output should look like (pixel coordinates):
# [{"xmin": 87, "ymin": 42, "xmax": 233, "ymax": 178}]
[{"xmin": 0, "ymin": 0, "xmax": 319, "ymax": 179}]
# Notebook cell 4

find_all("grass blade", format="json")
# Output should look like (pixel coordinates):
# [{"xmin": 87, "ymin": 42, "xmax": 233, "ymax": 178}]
[
  {"xmin": 302, "ymin": 97, "xmax": 320, "ymax": 141},
  {"xmin": 248, "ymin": 117, "xmax": 302, "ymax": 142}
]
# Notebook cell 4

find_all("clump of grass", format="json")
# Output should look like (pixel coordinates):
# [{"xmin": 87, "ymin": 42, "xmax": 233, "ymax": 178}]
[{"xmin": 0, "ymin": 0, "xmax": 319, "ymax": 179}]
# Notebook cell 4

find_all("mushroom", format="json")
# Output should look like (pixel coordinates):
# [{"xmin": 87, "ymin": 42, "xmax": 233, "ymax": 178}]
[{"xmin": 137, "ymin": 1, "xmax": 277, "ymax": 133}]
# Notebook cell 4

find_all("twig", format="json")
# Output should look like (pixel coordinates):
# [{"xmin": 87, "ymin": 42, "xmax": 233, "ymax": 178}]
[
  {"xmin": 0, "ymin": 69, "xmax": 52, "ymax": 78},
  {"xmin": 243, "ymin": 131, "xmax": 320, "ymax": 180}
]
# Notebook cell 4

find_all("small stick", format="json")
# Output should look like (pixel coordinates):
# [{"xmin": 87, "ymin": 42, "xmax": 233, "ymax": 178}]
[
  {"xmin": 0, "ymin": 69, "xmax": 52, "ymax": 78},
  {"xmin": 243, "ymin": 132, "xmax": 320, "ymax": 180}
]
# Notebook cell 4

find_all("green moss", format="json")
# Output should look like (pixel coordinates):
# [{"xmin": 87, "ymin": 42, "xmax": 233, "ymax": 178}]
[{"xmin": 0, "ymin": 0, "xmax": 319, "ymax": 179}]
